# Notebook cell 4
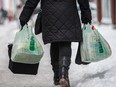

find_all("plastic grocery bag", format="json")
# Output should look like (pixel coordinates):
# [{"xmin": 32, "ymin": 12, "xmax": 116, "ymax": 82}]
[
  {"xmin": 80, "ymin": 24, "xmax": 112, "ymax": 62},
  {"xmin": 11, "ymin": 25, "xmax": 44, "ymax": 64}
]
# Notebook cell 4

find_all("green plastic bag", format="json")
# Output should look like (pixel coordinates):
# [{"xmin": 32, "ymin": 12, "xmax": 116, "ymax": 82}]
[
  {"xmin": 11, "ymin": 25, "xmax": 44, "ymax": 64},
  {"xmin": 80, "ymin": 24, "xmax": 112, "ymax": 62}
]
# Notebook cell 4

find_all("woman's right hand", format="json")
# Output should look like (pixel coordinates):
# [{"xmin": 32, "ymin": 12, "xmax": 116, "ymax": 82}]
[{"xmin": 20, "ymin": 20, "xmax": 26, "ymax": 27}]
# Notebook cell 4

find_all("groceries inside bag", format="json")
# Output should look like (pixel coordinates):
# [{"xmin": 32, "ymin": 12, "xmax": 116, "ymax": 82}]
[
  {"xmin": 11, "ymin": 25, "xmax": 44, "ymax": 64},
  {"xmin": 80, "ymin": 24, "xmax": 112, "ymax": 62}
]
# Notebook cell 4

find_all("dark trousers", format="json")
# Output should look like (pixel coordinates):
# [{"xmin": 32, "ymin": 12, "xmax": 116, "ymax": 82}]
[{"xmin": 50, "ymin": 42, "xmax": 72, "ymax": 75}]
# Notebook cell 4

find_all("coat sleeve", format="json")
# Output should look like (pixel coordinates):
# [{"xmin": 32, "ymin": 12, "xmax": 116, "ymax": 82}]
[
  {"xmin": 19, "ymin": 0, "xmax": 40, "ymax": 24},
  {"xmin": 77, "ymin": 0, "xmax": 92, "ymax": 24}
]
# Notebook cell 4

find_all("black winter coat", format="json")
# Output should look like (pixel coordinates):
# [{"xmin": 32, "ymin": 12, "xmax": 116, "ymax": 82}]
[{"xmin": 19, "ymin": 0, "xmax": 92, "ymax": 44}]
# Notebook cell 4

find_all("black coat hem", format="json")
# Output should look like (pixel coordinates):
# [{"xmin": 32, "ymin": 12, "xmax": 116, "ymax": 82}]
[{"xmin": 43, "ymin": 39, "xmax": 83, "ymax": 44}]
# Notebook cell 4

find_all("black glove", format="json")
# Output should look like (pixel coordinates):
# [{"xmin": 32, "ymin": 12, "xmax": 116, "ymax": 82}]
[
  {"xmin": 82, "ymin": 19, "xmax": 91, "ymax": 24},
  {"xmin": 20, "ymin": 20, "xmax": 26, "ymax": 27},
  {"xmin": 83, "ymin": 21, "xmax": 91, "ymax": 25}
]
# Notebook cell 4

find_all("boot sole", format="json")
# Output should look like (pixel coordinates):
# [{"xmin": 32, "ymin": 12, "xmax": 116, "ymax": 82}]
[{"xmin": 59, "ymin": 78, "xmax": 69, "ymax": 87}]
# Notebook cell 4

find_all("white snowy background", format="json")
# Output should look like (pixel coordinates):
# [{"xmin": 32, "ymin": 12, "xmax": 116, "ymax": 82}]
[{"xmin": 0, "ymin": 20, "xmax": 116, "ymax": 87}]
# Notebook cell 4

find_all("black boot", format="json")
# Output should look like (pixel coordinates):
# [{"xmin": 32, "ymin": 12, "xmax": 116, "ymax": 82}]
[
  {"xmin": 54, "ymin": 72, "xmax": 60, "ymax": 85},
  {"xmin": 59, "ymin": 57, "xmax": 71, "ymax": 87},
  {"xmin": 52, "ymin": 63, "xmax": 60, "ymax": 85},
  {"xmin": 59, "ymin": 69, "xmax": 70, "ymax": 87},
  {"xmin": 50, "ymin": 42, "xmax": 60, "ymax": 85}
]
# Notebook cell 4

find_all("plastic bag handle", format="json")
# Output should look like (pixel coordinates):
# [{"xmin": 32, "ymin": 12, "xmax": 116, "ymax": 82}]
[{"xmin": 20, "ymin": 24, "xmax": 28, "ymax": 31}]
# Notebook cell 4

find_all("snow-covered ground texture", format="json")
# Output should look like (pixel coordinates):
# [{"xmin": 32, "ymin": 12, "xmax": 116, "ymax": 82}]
[{"xmin": 0, "ymin": 21, "xmax": 116, "ymax": 87}]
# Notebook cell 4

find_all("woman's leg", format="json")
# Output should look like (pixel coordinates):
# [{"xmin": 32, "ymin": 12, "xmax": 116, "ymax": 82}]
[
  {"xmin": 50, "ymin": 42, "xmax": 59, "ymax": 85},
  {"xmin": 58, "ymin": 42, "xmax": 72, "ymax": 87},
  {"xmin": 50, "ymin": 42, "xmax": 72, "ymax": 87}
]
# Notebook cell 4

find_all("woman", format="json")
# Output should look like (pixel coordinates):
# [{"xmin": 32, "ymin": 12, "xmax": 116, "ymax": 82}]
[{"xmin": 19, "ymin": 0, "xmax": 92, "ymax": 87}]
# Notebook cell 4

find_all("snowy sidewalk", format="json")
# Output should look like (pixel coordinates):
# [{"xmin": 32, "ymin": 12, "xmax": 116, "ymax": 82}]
[{"xmin": 0, "ymin": 21, "xmax": 116, "ymax": 87}]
